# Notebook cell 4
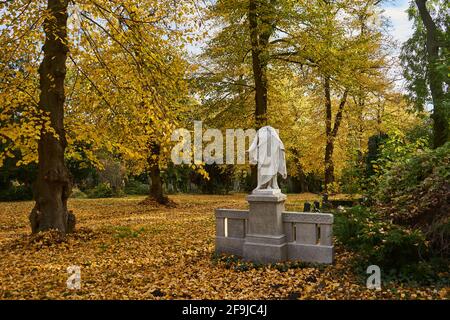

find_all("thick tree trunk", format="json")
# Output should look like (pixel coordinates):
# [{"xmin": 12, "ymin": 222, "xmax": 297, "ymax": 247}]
[
  {"xmin": 323, "ymin": 77, "xmax": 348, "ymax": 193},
  {"xmin": 415, "ymin": 0, "xmax": 449, "ymax": 148},
  {"xmin": 30, "ymin": 0, "xmax": 74, "ymax": 234},
  {"xmin": 249, "ymin": 0, "xmax": 267, "ymax": 128},
  {"xmin": 249, "ymin": 0, "xmax": 275, "ymax": 128},
  {"xmin": 147, "ymin": 142, "xmax": 168, "ymax": 204},
  {"xmin": 249, "ymin": 0, "xmax": 275, "ymax": 190},
  {"xmin": 149, "ymin": 165, "xmax": 166, "ymax": 204}
]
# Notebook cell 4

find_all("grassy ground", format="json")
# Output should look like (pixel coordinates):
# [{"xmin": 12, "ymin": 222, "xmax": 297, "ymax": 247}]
[{"xmin": 0, "ymin": 194, "xmax": 447, "ymax": 299}]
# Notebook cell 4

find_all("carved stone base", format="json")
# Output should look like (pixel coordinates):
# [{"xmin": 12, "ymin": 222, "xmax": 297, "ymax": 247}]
[
  {"xmin": 243, "ymin": 192, "xmax": 287, "ymax": 263},
  {"xmin": 243, "ymin": 234, "xmax": 287, "ymax": 263},
  {"xmin": 251, "ymin": 188, "xmax": 282, "ymax": 196},
  {"xmin": 214, "ymin": 194, "xmax": 335, "ymax": 265}
]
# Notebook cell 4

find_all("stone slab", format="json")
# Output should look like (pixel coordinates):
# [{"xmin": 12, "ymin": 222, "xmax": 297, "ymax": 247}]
[
  {"xmin": 245, "ymin": 234, "xmax": 286, "ymax": 245},
  {"xmin": 251, "ymin": 189, "xmax": 282, "ymax": 196},
  {"xmin": 243, "ymin": 241, "xmax": 287, "ymax": 263},
  {"xmin": 282, "ymin": 212, "xmax": 334, "ymax": 224},
  {"xmin": 287, "ymin": 243, "xmax": 334, "ymax": 264},
  {"xmin": 295, "ymin": 223, "xmax": 317, "ymax": 245},
  {"xmin": 215, "ymin": 218, "xmax": 225, "ymax": 237},
  {"xmin": 215, "ymin": 236, "xmax": 245, "ymax": 256},
  {"xmin": 227, "ymin": 218, "xmax": 246, "ymax": 238},
  {"xmin": 320, "ymin": 224, "xmax": 333, "ymax": 246},
  {"xmin": 283, "ymin": 222, "xmax": 295, "ymax": 242},
  {"xmin": 215, "ymin": 209, "xmax": 249, "ymax": 219},
  {"xmin": 247, "ymin": 202, "xmax": 285, "ymax": 236},
  {"xmin": 247, "ymin": 193, "xmax": 286, "ymax": 203}
]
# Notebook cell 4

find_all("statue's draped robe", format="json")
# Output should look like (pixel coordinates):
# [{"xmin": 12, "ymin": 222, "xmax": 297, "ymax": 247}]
[{"xmin": 249, "ymin": 126, "xmax": 287, "ymax": 189}]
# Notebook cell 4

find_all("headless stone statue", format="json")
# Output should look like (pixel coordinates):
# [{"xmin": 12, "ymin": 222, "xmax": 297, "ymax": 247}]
[
  {"xmin": 248, "ymin": 126, "xmax": 287, "ymax": 193},
  {"xmin": 215, "ymin": 126, "xmax": 334, "ymax": 264}
]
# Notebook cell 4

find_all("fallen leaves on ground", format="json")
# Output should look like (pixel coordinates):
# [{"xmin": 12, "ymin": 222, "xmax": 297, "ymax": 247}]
[{"xmin": 0, "ymin": 194, "xmax": 447, "ymax": 300}]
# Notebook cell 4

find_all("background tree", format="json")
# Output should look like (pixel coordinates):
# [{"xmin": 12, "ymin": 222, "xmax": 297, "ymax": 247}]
[
  {"xmin": 196, "ymin": 0, "xmax": 282, "ymax": 189},
  {"xmin": 0, "ymin": 0, "xmax": 196, "ymax": 234},
  {"xmin": 66, "ymin": 1, "xmax": 196, "ymax": 204},
  {"xmin": 401, "ymin": 0, "xmax": 449, "ymax": 148},
  {"xmin": 29, "ymin": 0, "xmax": 74, "ymax": 234},
  {"xmin": 272, "ymin": 0, "xmax": 391, "ymax": 192},
  {"xmin": 198, "ymin": 0, "xmax": 414, "ymax": 193}
]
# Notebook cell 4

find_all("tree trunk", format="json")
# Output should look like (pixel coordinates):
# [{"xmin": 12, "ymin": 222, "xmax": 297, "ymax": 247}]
[
  {"xmin": 324, "ymin": 140, "xmax": 335, "ymax": 193},
  {"xmin": 249, "ymin": 0, "xmax": 275, "ymax": 190},
  {"xmin": 415, "ymin": 0, "xmax": 449, "ymax": 148},
  {"xmin": 148, "ymin": 142, "xmax": 168, "ymax": 204},
  {"xmin": 30, "ymin": 0, "xmax": 74, "ymax": 235},
  {"xmin": 323, "ymin": 76, "xmax": 348, "ymax": 193},
  {"xmin": 149, "ymin": 165, "xmax": 166, "ymax": 204},
  {"xmin": 290, "ymin": 148, "xmax": 308, "ymax": 192},
  {"xmin": 297, "ymin": 170, "xmax": 309, "ymax": 193},
  {"xmin": 249, "ymin": 0, "xmax": 275, "ymax": 128},
  {"xmin": 324, "ymin": 77, "xmax": 334, "ymax": 192}
]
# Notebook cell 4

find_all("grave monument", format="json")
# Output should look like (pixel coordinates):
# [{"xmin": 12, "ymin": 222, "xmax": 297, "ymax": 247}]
[{"xmin": 215, "ymin": 126, "xmax": 334, "ymax": 264}]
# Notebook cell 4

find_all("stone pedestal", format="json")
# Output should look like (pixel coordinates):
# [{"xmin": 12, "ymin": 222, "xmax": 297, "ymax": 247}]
[{"xmin": 243, "ymin": 190, "xmax": 287, "ymax": 263}]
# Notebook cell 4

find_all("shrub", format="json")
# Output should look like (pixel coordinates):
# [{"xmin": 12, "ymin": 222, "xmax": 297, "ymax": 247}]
[
  {"xmin": 375, "ymin": 228, "xmax": 428, "ymax": 270},
  {"xmin": 427, "ymin": 217, "xmax": 450, "ymax": 258},
  {"xmin": 86, "ymin": 183, "xmax": 113, "ymax": 198},
  {"xmin": 365, "ymin": 133, "xmax": 389, "ymax": 178},
  {"xmin": 372, "ymin": 142, "xmax": 450, "ymax": 256},
  {"xmin": 0, "ymin": 184, "xmax": 33, "ymax": 201},
  {"xmin": 340, "ymin": 164, "xmax": 365, "ymax": 194},
  {"xmin": 373, "ymin": 142, "xmax": 449, "ymax": 221},
  {"xmin": 191, "ymin": 164, "xmax": 234, "ymax": 194},
  {"xmin": 124, "ymin": 179, "xmax": 150, "ymax": 195},
  {"xmin": 70, "ymin": 187, "xmax": 87, "ymax": 199},
  {"xmin": 97, "ymin": 158, "xmax": 126, "ymax": 194},
  {"xmin": 335, "ymin": 206, "xmax": 429, "ymax": 273},
  {"xmin": 334, "ymin": 206, "xmax": 371, "ymax": 248}
]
